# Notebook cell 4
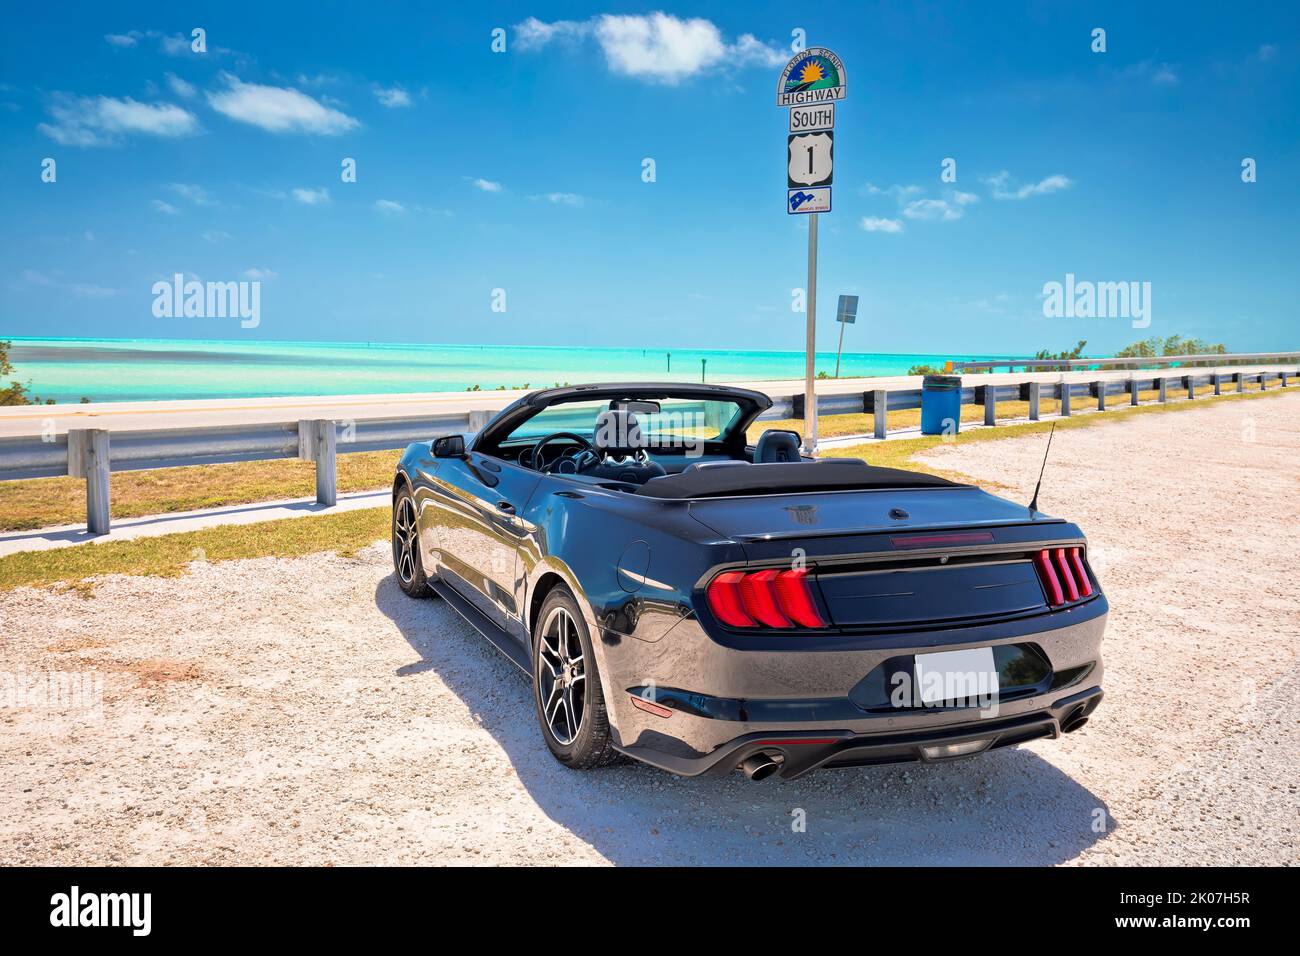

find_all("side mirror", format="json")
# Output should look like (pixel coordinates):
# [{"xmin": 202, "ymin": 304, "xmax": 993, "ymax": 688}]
[{"xmin": 432, "ymin": 434, "xmax": 466, "ymax": 458}]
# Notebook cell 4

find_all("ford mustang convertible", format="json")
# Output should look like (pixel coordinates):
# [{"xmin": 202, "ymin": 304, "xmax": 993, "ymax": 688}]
[{"xmin": 391, "ymin": 383, "xmax": 1106, "ymax": 780}]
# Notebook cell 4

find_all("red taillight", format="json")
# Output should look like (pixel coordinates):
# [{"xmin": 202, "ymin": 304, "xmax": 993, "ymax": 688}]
[
  {"xmin": 775, "ymin": 568, "xmax": 827, "ymax": 628},
  {"xmin": 1053, "ymin": 548, "xmax": 1080, "ymax": 602},
  {"xmin": 739, "ymin": 569, "xmax": 791, "ymax": 627},
  {"xmin": 1034, "ymin": 547, "xmax": 1093, "ymax": 606},
  {"xmin": 1033, "ymin": 549, "xmax": 1064, "ymax": 605},
  {"xmin": 705, "ymin": 571, "xmax": 755, "ymax": 627},
  {"xmin": 1068, "ymin": 547, "xmax": 1093, "ymax": 597},
  {"xmin": 705, "ymin": 567, "xmax": 827, "ymax": 630}
]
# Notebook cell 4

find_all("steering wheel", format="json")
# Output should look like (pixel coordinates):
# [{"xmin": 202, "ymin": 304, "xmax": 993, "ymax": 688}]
[{"xmin": 530, "ymin": 432, "xmax": 597, "ymax": 474}]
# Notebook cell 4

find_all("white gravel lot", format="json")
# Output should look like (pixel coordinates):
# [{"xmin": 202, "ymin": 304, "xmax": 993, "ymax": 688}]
[{"xmin": 2, "ymin": 393, "xmax": 1296, "ymax": 865}]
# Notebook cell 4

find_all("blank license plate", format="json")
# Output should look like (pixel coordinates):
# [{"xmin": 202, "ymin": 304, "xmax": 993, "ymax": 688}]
[{"xmin": 914, "ymin": 647, "xmax": 998, "ymax": 704}]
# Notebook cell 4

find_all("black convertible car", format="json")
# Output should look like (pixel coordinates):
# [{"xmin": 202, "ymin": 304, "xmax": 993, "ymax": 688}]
[{"xmin": 391, "ymin": 383, "xmax": 1106, "ymax": 780}]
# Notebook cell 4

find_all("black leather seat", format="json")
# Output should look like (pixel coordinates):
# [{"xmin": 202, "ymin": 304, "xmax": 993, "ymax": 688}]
[
  {"xmin": 585, "ymin": 409, "xmax": 667, "ymax": 483},
  {"xmin": 755, "ymin": 429, "xmax": 803, "ymax": 463}
]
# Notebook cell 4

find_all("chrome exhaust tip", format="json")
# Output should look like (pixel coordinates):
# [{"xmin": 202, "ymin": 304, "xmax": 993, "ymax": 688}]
[{"xmin": 739, "ymin": 753, "xmax": 781, "ymax": 781}]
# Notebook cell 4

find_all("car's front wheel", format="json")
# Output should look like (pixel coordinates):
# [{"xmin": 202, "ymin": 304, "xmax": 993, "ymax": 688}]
[
  {"xmin": 532, "ymin": 585, "xmax": 618, "ymax": 769},
  {"xmin": 392, "ymin": 486, "xmax": 434, "ymax": 598}
]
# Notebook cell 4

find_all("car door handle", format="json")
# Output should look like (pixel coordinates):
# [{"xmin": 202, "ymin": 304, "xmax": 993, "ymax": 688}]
[{"xmin": 495, "ymin": 501, "xmax": 516, "ymax": 514}]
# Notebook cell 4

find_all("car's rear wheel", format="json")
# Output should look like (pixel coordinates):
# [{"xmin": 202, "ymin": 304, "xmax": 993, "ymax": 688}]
[
  {"xmin": 392, "ymin": 486, "xmax": 434, "ymax": 598},
  {"xmin": 532, "ymin": 586, "xmax": 618, "ymax": 769}
]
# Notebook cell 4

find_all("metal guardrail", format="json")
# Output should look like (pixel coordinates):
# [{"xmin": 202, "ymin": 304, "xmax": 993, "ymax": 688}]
[
  {"xmin": 951, "ymin": 351, "xmax": 1300, "ymax": 372},
  {"xmin": 0, "ymin": 363, "xmax": 1295, "ymax": 535}
]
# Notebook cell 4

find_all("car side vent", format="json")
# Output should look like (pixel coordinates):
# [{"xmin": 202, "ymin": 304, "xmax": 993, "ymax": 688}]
[{"xmin": 1033, "ymin": 547, "xmax": 1093, "ymax": 607}]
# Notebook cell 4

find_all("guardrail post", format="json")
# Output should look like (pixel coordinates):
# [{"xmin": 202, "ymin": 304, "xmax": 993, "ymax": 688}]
[
  {"xmin": 1129, "ymin": 378, "xmax": 1139, "ymax": 405},
  {"xmin": 872, "ymin": 390, "xmax": 888, "ymax": 440},
  {"xmin": 1093, "ymin": 381, "xmax": 1106, "ymax": 411},
  {"xmin": 1060, "ymin": 383, "xmax": 1072, "ymax": 417},
  {"xmin": 1235, "ymin": 372, "xmax": 1244, "ymax": 393},
  {"xmin": 1213, "ymin": 373, "xmax": 1222, "ymax": 395},
  {"xmin": 467, "ymin": 409, "xmax": 493, "ymax": 432},
  {"xmin": 68, "ymin": 428, "xmax": 112, "ymax": 535},
  {"xmin": 1028, "ymin": 382, "xmax": 1041, "ymax": 421},
  {"xmin": 1282, "ymin": 371, "xmax": 1289, "ymax": 387},
  {"xmin": 1259, "ymin": 372, "xmax": 1268, "ymax": 391},
  {"xmin": 1185, "ymin": 375, "xmax": 1195, "ymax": 400},
  {"xmin": 982, "ymin": 385, "xmax": 996, "ymax": 426},
  {"xmin": 298, "ymin": 420, "xmax": 337, "ymax": 506},
  {"xmin": 1158, "ymin": 377, "xmax": 1168, "ymax": 403}
]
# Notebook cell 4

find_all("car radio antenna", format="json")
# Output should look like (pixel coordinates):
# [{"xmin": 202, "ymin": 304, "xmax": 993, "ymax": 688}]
[{"xmin": 1027, "ymin": 421, "xmax": 1056, "ymax": 515}]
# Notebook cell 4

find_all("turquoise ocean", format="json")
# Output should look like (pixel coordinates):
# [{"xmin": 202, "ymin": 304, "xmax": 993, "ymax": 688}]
[{"xmin": 3, "ymin": 337, "xmax": 1021, "ymax": 404}]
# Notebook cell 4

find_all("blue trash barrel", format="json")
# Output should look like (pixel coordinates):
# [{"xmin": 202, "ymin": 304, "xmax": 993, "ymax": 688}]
[{"xmin": 920, "ymin": 374, "xmax": 962, "ymax": 435}]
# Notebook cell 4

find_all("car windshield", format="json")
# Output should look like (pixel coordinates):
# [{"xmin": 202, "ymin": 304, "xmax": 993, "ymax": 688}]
[{"xmin": 505, "ymin": 397, "xmax": 744, "ymax": 443}]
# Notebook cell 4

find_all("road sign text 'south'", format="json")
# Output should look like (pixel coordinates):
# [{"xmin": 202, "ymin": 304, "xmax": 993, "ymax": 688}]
[{"xmin": 789, "ymin": 103, "xmax": 835, "ymax": 132}]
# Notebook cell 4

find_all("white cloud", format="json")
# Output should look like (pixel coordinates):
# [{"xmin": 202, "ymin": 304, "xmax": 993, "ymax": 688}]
[
  {"xmin": 984, "ymin": 170, "xmax": 1072, "ymax": 200},
  {"xmin": 104, "ymin": 33, "xmax": 139, "ymax": 48},
  {"xmin": 164, "ymin": 72, "xmax": 197, "ymax": 99},
  {"xmin": 470, "ymin": 178, "xmax": 502, "ymax": 193},
  {"xmin": 515, "ymin": 13, "xmax": 784, "ymax": 84},
  {"xmin": 151, "ymin": 199, "xmax": 180, "ymax": 215},
  {"xmin": 70, "ymin": 283, "xmax": 120, "ymax": 298},
  {"xmin": 39, "ymin": 94, "xmax": 198, "ymax": 146},
  {"xmin": 534, "ymin": 192, "xmax": 585, "ymax": 206},
  {"xmin": 201, "ymin": 230, "xmax": 232, "ymax": 242},
  {"xmin": 207, "ymin": 74, "xmax": 358, "ymax": 134},
  {"xmin": 1258, "ymin": 43, "xmax": 1278, "ymax": 63},
  {"xmin": 167, "ymin": 182, "xmax": 213, "ymax": 205},
  {"xmin": 864, "ymin": 182, "xmax": 922, "ymax": 199},
  {"xmin": 1151, "ymin": 64, "xmax": 1179, "ymax": 85},
  {"xmin": 160, "ymin": 34, "xmax": 195, "ymax": 57},
  {"xmin": 1121, "ymin": 59, "xmax": 1179, "ymax": 87},
  {"xmin": 952, "ymin": 190, "xmax": 979, "ymax": 205},
  {"xmin": 373, "ymin": 85, "xmax": 412, "ymax": 108},
  {"xmin": 514, "ymin": 17, "xmax": 589, "ymax": 50},
  {"xmin": 730, "ymin": 34, "xmax": 787, "ymax": 68},
  {"xmin": 861, "ymin": 217, "xmax": 903, "ymax": 233},
  {"xmin": 374, "ymin": 199, "xmax": 406, "ymax": 214},
  {"xmin": 903, "ymin": 198, "xmax": 962, "ymax": 221},
  {"xmin": 243, "ymin": 267, "xmax": 277, "ymax": 280},
  {"xmin": 21, "ymin": 269, "xmax": 56, "ymax": 286},
  {"xmin": 291, "ymin": 187, "xmax": 330, "ymax": 205}
]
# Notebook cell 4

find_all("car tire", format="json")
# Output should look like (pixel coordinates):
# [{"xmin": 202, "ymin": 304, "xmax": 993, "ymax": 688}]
[
  {"xmin": 392, "ymin": 486, "xmax": 434, "ymax": 599},
  {"xmin": 532, "ymin": 585, "xmax": 618, "ymax": 769}
]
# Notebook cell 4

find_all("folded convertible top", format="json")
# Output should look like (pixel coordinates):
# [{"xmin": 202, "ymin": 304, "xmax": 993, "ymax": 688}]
[{"xmin": 636, "ymin": 459, "xmax": 960, "ymax": 499}]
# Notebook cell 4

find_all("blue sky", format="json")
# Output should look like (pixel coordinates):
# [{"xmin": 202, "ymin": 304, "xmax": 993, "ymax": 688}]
[{"xmin": 1, "ymin": 1, "xmax": 1296, "ymax": 355}]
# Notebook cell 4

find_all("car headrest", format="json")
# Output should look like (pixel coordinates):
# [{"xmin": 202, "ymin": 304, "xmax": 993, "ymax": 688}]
[
  {"xmin": 681, "ymin": 460, "xmax": 748, "ymax": 475},
  {"xmin": 755, "ymin": 428, "xmax": 803, "ymax": 463},
  {"xmin": 593, "ymin": 409, "xmax": 647, "ymax": 456}
]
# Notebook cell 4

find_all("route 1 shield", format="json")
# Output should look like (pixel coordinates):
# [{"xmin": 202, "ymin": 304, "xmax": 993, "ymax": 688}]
[{"xmin": 788, "ymin": 131, "xmax": 833, "ymax": 188}]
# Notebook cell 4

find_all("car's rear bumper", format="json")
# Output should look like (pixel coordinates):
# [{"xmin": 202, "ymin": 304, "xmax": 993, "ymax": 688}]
[
  {"xmin": 615, "ymin": 685, "xmax": 1102, "ymax": 779},
  {"xmin": 600, "ymin": 600, "xmax": 1107, "ymax": 779}
]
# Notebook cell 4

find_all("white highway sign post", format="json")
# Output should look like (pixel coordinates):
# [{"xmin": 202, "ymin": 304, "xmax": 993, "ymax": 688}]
[{"xmin": 778, "ymin": 47, "xmax": 847, "ymax": 454}]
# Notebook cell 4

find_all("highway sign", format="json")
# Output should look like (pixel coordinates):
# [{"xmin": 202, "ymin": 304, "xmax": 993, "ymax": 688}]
[
  {"xmin": 788, "ymin": 131, "xmax": 833, "ymax": 188},
  {"xmin": 836, "ymin": 294, "xmax": 859, "ymax": 323},
  {"xmin": 788, "ymin": 187, "xmax": 831, "ymax": 215},
  {"xmin": 789, "ymin": 103, "xmax": 835, "ymax": 133},
  {"xmin": 777, "ymin": 48, "xmax": 848, "ymax": 108}
]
